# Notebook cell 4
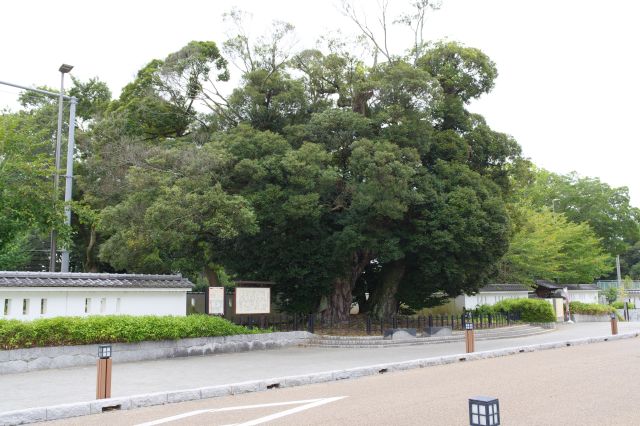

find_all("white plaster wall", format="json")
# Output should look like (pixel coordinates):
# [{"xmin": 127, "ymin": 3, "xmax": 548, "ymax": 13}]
[
  {"xmin": 567, "ymin": 290, "xmax": 598, "ymax": 304},
  {"xmin": 0, "ymin": 288, "xmax": 188, "ymax": 320},
  {"xmin": 462, "ymin": 291, "xmax": 530, "ymax": 310}
]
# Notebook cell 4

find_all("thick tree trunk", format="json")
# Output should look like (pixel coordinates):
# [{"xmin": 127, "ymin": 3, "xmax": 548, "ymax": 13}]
[
  {"xmin": 323, "ymin": 250, "xmax": 372, "ymax": 322},
  {"xmin": 326, "ymin": 277, "xmax": 352, "ymax": 322},
  {"xmin": 83, "ymin": 226, "xmax": 98, "ymax": 273},
  {"xmin": 204, "ymin": 264, "xmax": 220, "ymax": 287},
  {"xmin": 370, "ymin": 259, "xmax": 406, "ymax": 319}
]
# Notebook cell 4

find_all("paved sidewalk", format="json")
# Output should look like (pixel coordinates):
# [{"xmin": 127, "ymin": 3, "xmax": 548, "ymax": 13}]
[{"xmin": 1, "ymin": 322, "xmax": 639, "ymax": 413}]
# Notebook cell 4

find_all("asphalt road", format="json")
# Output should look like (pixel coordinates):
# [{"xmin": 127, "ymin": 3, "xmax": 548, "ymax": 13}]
[{"xmin": 42, "ymin": 337, "xmax": 640, "ymax": 425}]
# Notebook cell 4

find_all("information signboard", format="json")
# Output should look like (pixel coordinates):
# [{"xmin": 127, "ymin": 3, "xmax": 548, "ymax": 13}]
[
  {"xmin": 208, "ymin": 287, "xmax": 225, "ymax": 315},
  {"xmin": 235, "ymin": 287, "xmax": 271, "ymax": 314}
]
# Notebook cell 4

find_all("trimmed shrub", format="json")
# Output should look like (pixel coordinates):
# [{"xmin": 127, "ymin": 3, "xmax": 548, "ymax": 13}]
[
  {"xmin": 0, "ymin": 315, "xmax": 261, "ymax": 350},
  {"xmin": 473, "ymin": 304, "xmax": 495, "ymax": 316},
  {"xmin": 611, "ymin": 301, "xmax": 635, "ymax": 309},
  {"xmin": 491, "ymin": 298, "xmax": 555, "ymax": 323},
  {"xmin": 569, "ymin": 302, "xmax": 615, "ymax": 316}
]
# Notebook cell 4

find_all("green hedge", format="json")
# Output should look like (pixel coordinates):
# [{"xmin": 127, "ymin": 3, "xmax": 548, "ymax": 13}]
[
  {"xmin": 569, "ymin": 302, "xmax": 615, "ymax": 316},
  {"xmin": 611, "ymin": 301, "xmax": 635, "ymax": 309},
  {"xmin": 490, "ymin": 298, "xmax": 556, "ymax": 323},
  {"xmin": 0, "ymin": 315, "xmax": 261, "ymax": 350}
]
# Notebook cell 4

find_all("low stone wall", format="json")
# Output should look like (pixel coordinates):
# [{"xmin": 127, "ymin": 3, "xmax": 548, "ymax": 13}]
[
  {"xmin": 0, "ymin": 331, "xmax": 312, "ymax": 375},
  {"xmin": 571, "ymin": 314, "xmax": 610, "ymax": 322}
]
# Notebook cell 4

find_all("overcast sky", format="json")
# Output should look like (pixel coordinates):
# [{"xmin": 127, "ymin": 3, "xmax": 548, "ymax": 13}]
[{"xmin": 1, "ymin": 0, "xmax": 638, "ymax": 204}]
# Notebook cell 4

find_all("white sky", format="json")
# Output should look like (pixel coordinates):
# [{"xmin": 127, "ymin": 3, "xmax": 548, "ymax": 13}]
[{"xmin": 1, "ymin": 0, "xmax": 638, "ymax": 204}]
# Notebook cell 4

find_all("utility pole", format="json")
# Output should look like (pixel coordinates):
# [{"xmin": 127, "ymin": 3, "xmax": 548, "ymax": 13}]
[
  {"xmin": 49, "ymin": 64, "xmax": 74, "ymax": 272},
  {"xmin": 616, "ymin": 255, "xmax": 622, "ymax": 289}
]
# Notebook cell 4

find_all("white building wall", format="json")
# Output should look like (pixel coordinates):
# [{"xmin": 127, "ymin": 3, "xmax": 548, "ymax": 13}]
[
  {"xmin": 0, "ymin": 287, "xmax": 188, "ymax": 321},
  {"xmin": 455, "ymin": 291, "xmax": 530, "ymax": 310},
  {"xmin": 567, "ymin": 290, "xmax": 599, "ymax": 304}
]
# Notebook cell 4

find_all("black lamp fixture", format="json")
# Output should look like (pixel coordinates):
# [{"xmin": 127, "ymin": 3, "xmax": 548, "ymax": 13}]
[
  {"xmin": 469, "ymin": 396, "xmax": 500, "ymax": 426},
  {"xmin": 98, "ymin": 344, "xmax": 112, "ymax": 359},
  {"xmin": 465, "ymin": 312, "xmax": 474, "ymax": 330},
  {"xmin": 59, "ymin": 64, "xmax": 74, "ymax": 73}
]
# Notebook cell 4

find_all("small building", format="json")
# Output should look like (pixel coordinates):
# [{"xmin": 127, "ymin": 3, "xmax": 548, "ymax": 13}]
[
  {"xmin": 534, "ymin": 281, "xmax": 599, "ymax": 304},
  {"xmin": 0, "ymin": 271, "xmax": 193, "ymax": 320},
  {"xmin": 454, "ymin": 283, "xmax": 531, "ymax": 311}
]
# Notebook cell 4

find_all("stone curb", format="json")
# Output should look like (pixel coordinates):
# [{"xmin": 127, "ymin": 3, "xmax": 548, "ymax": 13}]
[{"xmin": 1, "ymin": 331, "xmax": 637, "ymax": 425}]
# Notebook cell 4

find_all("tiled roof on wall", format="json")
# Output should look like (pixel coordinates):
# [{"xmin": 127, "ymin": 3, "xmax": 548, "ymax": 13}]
[
  {"xmin": 479, "ymin": 283, "xmax": 531, "ymax": 292},
  {"xmin": 0, "ymin": 271, "xmax": 194, "ymax": 289}
]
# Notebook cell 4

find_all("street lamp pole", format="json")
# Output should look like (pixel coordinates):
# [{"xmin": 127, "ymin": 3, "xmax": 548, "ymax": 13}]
[
  {"xmin": 49, "ymin": 64, "xmax": 73, "ymax": 272},
  {"xmin": 60, "ymin": 96, "xmax": 77, "ymax": 272}
]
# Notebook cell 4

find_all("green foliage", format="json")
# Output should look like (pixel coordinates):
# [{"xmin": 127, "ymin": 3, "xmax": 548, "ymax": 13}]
[
  {"xmin": 497, "ymin": 207, "xmax": 612, "ymax": 284},
  {"xmin": 0, "ymin": 113, "xmax": 68, "ymax": 269},
  {"xmin": 515, "ymin": 168, "xmax": 640, "ymax": 256},
  {"xmin": 0, "ymin": 315, "xmax": 259, "ymax": 350},
  {"xmin": 472, "ymin": 304, "xmax": 495, "ymax": 316},
  {"xmin": 569, "ymin": 302, "xmax": 615, "ymax": 316},
  {"xmin": 109, "ymin": 41, "xmax": 229, "ymax": 139},
  {"xmin": 98, "ymin": 141, "xmax": 257, "ymax": 282},
  {"xmin": 417, "ymin": 41, "xmax": 497, "ymax": 102},
  {"xmin": 68, "ymin": 77, "xmax": 112, "ymax": 121},
  {"xmin": 2, "ymin": 14, "xmax": 574, "ymax": 320},
  {"xmin": 603, "ymin": 287, "xmax": 618, "ymax": 304},
  {"xmin": 611, "ymin": 301, "xmax": 635, "ymax": 309},
  {"xmin": 491, "ymin": 298, "xmax": 556, "ymax": 323}
]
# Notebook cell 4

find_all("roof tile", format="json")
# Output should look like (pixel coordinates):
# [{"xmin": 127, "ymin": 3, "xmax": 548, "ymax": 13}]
[{"xmin": 0, "ymin": 271, "xmax": 194, "ymax": 289}]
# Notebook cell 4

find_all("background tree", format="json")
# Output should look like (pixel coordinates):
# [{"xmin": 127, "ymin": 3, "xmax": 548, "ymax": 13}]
[
  {"xmin": 517, "ymin": 168, "xmax": 640, "ymax": 257},
  {"xmin": 496, "ymin": 207, "xmax": 612, "ymax": 284},
  {"xmin": 0, "ymin": 112, "xmax": 66, "ymax": 269}
]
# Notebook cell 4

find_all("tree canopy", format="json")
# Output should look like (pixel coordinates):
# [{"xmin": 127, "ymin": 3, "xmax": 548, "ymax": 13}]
[{"xmin": 2, "ymin": 2, "xmax": 635, "ymax": 320}]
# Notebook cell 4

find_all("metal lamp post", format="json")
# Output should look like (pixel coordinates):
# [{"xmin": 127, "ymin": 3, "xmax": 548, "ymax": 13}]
[{"xmin": 49, "ymin": 64, "xmax": 74, "ymax": 272}]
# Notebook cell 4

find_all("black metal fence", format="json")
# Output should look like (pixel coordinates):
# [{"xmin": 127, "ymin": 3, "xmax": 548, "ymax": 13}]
[{"xmin": 225, "ymin": 312, "xmax": 520, "ymax": 335}]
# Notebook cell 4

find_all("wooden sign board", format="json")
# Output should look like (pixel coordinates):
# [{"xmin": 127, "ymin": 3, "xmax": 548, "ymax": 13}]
[
  {"xmin": 235, "ymin": 287, "xmax": 271, "ymax": 314},
  {"xmin": 208, "ymin": 287, "xmax": 225, "ymax": 315}
]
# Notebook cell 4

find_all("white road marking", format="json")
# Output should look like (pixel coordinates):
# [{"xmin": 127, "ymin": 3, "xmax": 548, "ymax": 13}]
[
  {"xmin": 134, "ymin": 396, "xmax": 348, "ymax": 426},
  {"xmin": 226, "ymin": 396, "xmax": 347, "ymax": 426}
]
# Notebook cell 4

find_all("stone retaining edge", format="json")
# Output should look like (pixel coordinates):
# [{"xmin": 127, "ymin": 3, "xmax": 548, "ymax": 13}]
[
  {"xmin": 1, "ymin": 331, "xmax": 637, "ymax": 425},
  {"xmin": 0, "ymin": 331, "xmax": 313, "ymax": 375}
]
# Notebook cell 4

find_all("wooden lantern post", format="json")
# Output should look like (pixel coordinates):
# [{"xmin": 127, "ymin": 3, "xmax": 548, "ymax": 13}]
[{"xmin": 96, "ymin": 345, "xmax": 112, "ymax": 399}]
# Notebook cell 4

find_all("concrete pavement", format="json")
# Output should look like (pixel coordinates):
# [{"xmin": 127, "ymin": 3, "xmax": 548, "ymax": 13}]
[
  {"xmin": 43, "ymin": 337, "xmax": 640, "ymax": 426},
  {"xmin": 1, "ymin": 322, "xmax": 639, "ymax": 414}
]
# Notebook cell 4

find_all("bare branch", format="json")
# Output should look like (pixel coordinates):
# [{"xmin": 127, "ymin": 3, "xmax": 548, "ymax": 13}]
[{"xmin": 341, "ymin": 0, "xmax": 391, "ymax": 61}]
